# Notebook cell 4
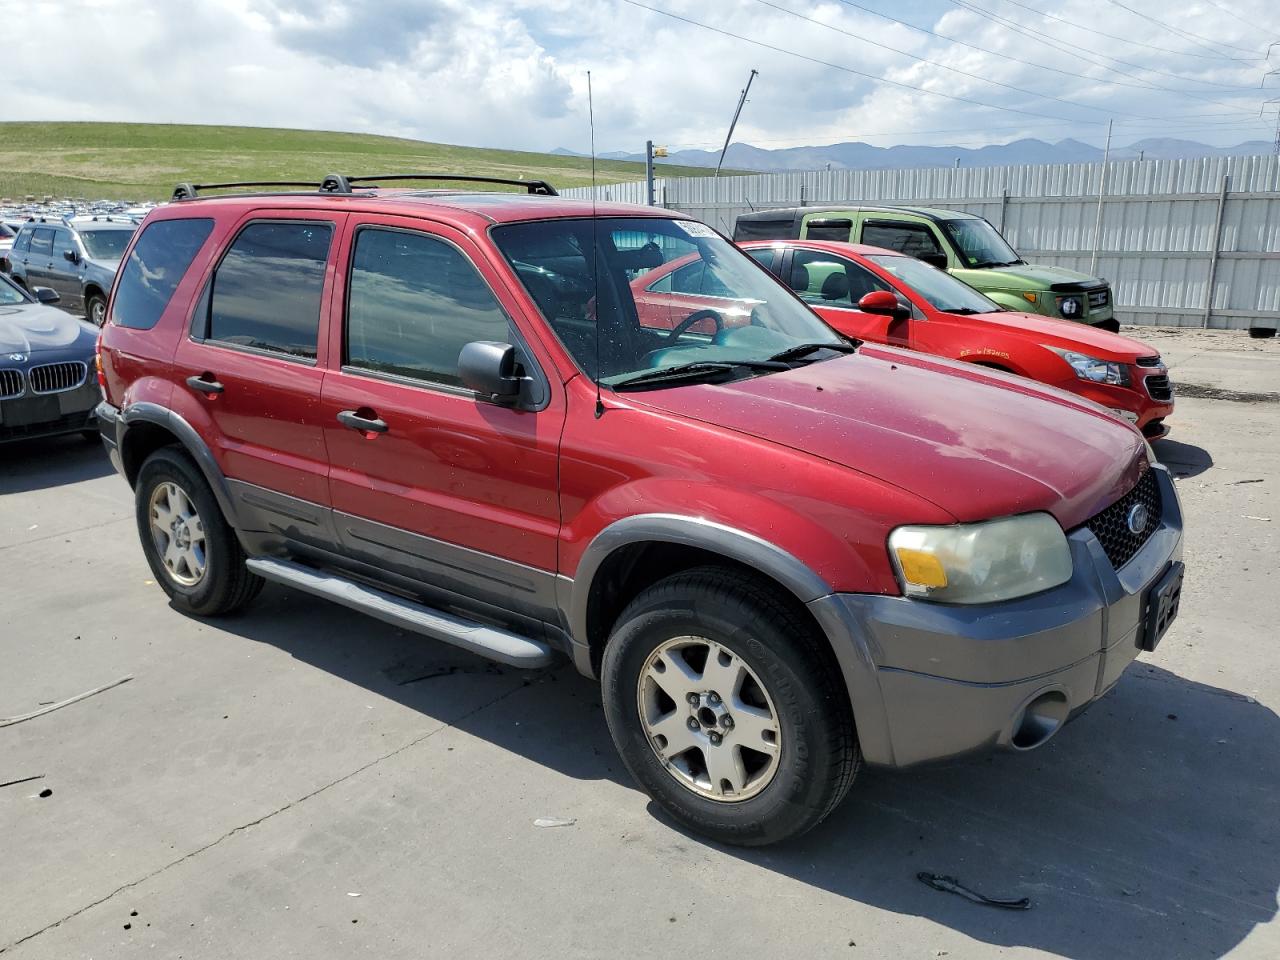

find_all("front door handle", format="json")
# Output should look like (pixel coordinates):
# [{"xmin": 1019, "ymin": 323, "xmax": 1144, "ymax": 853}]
[
  {"xmin": 186, "ymin": 374, "xmax": 224, "ymax": 395},
  {"xmin": 337, "ymin": 409, "xmax": 388, "ymax": 435}
]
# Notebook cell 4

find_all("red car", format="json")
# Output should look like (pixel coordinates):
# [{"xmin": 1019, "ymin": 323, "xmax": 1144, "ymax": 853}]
[
  {"xmin": 98, "ymin": 178, "xmax": 1183, "ymax": 845},
  {"xmin": 727, "ymin": 240, "xmax": 1174, "ymax": 439}
]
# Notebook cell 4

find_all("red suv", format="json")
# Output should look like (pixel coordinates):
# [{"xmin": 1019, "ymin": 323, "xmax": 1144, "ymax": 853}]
[{"xmin": 97, "ymin": 176, "xmax": 1185, "ymax": 846}]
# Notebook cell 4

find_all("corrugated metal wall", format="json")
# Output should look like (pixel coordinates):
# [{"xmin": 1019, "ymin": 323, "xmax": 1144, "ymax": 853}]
[{"xmin": 566, "ymin": 155, "xmax": 1280, "ymax": 330}]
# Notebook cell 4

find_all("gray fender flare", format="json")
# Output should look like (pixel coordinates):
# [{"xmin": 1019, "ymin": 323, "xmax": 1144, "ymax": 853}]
[
  {"xmin": 119, "ymin": 402, "xmax": 240, "ymax": 528},
  {"xmin": 564, "ymin": 513, "xmax": 833, "ymax": 648},
  {"xmin": 562, "ymin": 513, "xmax": 895, "ymax": 763}
]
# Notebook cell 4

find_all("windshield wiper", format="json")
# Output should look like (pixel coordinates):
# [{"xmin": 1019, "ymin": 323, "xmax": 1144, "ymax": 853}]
[
  {"xmin": 767, "ymin": 341, "xmax": 857, "ymax": 364},
  {"xmin": 611, "ymin": 360, "xmax": 785, "ymax": 392},
  {"xmin": 943, "ymin": 307, "xmax": 984, "ymax": 315}
]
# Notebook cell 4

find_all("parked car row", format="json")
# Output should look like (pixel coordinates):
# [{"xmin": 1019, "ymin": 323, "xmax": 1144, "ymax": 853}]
[{"xmin": 87, "ymin": 175, "xmax": 1185, "ymax": 847}]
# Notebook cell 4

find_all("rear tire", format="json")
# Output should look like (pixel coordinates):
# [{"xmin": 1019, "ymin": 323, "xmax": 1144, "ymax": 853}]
[
  {"xmin": 134, "ymin": 447, "xmax": 262, "ymax": 616},
  {"xmin": 1248, "ymin": 326, "xmax": 1276, "ymax": 339},
  {"xmin": 1092, "ymin": 319, "xmax": 1120, "ymax": 333},
  {"xmin": 601, "ymin": 566, "xmax": 859, "ymax": 846}
]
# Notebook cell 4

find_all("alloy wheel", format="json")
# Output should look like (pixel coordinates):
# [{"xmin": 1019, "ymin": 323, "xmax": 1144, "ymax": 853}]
[
  {"xmin": 148, "ymin": 480, "xmax": 207, "ymax": 587},
  {"xmin": 637, "ymin": 636, "xmax": 782, "ymax": 802}
]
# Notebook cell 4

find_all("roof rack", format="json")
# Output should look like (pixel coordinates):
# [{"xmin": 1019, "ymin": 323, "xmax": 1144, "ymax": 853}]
[
  {"xmin": 322, "ymin": 174, "xmax": 558, "ymax": 196},
  {"xmin": 172, "ymin": 181, "xmax": 320, "ymax": 201},
  {"xmin": 172, "ymin": 173, "xmax": 558, "ymax": 202}
]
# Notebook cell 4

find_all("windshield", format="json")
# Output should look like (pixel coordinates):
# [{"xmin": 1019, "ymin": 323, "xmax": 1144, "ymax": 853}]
[
  {"xmin": 0, "ymin": 273, "xmax": 30, "ymax": 305},
  {"xmin": 868, "ymin": 254, "xmax": 1001, "ymax": 314},
  {"xmin": 492, "ymin": 217, "xmax": 843, "ymax": 387},
  {"xmin": 79, "ymin": 228, "xmax": 135, "ymax": 261},
  {"xmin": 940, "ymin": 218, "xmax": 1019, "ymax": 268}
]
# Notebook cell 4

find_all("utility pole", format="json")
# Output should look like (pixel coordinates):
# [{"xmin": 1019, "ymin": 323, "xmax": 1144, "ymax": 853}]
[
  {"xmin": 1090, "ymin": 119, "xmax": 1113, "ymax": 276},
  {"xmin": 714, "ymin": 69, "xmax": 759, "ymax": 180},
  {"xmin": 645, "ymin": 141, "xmax": 668, "ymax": 206}
]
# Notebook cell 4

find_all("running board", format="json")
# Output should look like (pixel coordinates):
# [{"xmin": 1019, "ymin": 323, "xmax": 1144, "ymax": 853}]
[{"xmin": 245, "ymin": 557, "xmax": 557, "ymax": 668}]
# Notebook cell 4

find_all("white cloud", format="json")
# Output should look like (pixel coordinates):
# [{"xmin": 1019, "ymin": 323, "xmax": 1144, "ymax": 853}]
[{"xmin": 2, "ymin": 0, "xmax": 1274, "ymax": 155}]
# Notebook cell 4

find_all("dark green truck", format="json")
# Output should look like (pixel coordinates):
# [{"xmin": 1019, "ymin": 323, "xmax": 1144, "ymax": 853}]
[{"xmin": 734, "ymin": 205, "xmax": 1117, "ymax": 331}]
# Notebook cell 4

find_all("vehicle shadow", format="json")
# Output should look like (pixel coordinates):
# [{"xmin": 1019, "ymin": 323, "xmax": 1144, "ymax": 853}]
[
  {"xmin": 0, "ymin": 434, "xmax": 112, "ymax": 493},
  {"xmin": 213, "ymin": 583, "xmax": 1278, "ymax": 960},
  {"xmin": 1153, "ymin": 436, "xmax": 1214, "ymax": 479}
]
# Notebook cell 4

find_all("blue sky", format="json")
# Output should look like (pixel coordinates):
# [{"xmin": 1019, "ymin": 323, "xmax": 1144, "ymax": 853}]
[{"xmin": 6, "ymin": 0, "xmax": 1277, "ymax": 154}]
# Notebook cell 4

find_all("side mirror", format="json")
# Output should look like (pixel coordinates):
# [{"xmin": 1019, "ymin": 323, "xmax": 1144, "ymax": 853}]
[
  {"xmin": 917, "ymin": 252, "xmax": 949, "ymax": 270},
  {"xmin": 858, "ymin": 290, "xmax": 910, "ymax": 320},
  {"xmin": 33, "ymin": 286, "xmax": 60, "ymax": 304},
  {"xmin": 63, "ymin": 249, "xmax": 79, "ymax": 264},
  {"xmin": 458, "ymin": 341, "xmax": 523, "ymax": 404}
]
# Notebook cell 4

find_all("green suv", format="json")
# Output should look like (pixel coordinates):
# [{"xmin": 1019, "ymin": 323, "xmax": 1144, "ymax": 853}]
[{"xmin": 734, "ymin": 205, "xmax": 1117, "ymax": 331}]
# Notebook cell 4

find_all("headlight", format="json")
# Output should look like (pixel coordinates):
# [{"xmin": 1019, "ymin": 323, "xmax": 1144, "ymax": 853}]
[
  {"xmin": 1056, "ymin": 295, "xmax": 1083, "ymax": 318},
  {"xmin": 888, "ymin": 513, "xmax": 1073, "ymax": 604},
  {"xmin": 1048, "ymin": 348, "xmax": 1130, "ymax": 386}
]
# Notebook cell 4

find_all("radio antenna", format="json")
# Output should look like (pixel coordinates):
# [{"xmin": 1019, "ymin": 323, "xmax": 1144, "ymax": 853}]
[{"xmin": 588, "ymin": 70, "xmax": 604, "ymax": 419}]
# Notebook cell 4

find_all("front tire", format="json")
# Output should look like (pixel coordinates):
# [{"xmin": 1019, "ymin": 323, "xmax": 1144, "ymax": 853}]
[
  {"xmin": 601, "ymin": 566, "xmax": 859, "ymax": 846},
  {"xmin": 86, "ymin": 292, "xmax": 107, "ymax": 326},
  {"xmin": 134, "ymin": 447, "xmax": 262, "ymax": 616}
]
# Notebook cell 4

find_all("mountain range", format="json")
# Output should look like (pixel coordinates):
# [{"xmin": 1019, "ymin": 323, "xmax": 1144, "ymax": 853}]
[{"xmin": 554, "ymin": 137, "xmax": 1273, "ymax": 173}]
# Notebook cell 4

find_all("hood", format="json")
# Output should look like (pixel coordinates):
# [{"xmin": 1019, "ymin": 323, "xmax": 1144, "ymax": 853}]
[
  {"xmin": 631, "ymin": 345, "xmax": 1146, "ymax": 529},
  {"xmin": 954, "ymin": 262, "xmax": 1103, "ymax": 292},
  {"xmin": 0, "ymin": 302, "xmax": 98, "ymax": 356},
  {"xmin": 960, "ymin": 310, "xmax": 1158, "ymax": 360},
  {"xmin": 85, "ymin": 257, "xmax": 121, "ymax": 275}
]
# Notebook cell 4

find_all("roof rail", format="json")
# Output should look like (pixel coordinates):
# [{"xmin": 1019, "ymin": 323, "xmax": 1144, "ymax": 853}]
[
  {"xmin": 171, "ymin": 180, "xmax": 323, "ymax": 201},
  {"xmin": 172, "ymin": 173, "xmax": 559, "ymax": 202},
  {"xmin": 334, "ymin": 174, "xmax": 559, "ymax": 196}
]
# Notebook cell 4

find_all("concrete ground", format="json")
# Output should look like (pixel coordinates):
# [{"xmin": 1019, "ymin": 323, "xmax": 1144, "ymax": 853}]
[{"xmin": 1, "ymin": 329, "xmax": 1277, "ymax": 960}]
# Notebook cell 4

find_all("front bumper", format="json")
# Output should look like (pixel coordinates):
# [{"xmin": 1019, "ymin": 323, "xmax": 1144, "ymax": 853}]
[
  {"xmin": 809, "ymin": 465, "xmax": 1183, "ymax": 768},
  {"xmin": 0, "ymin": 381, "xmax": 99, "ymax": 443}
]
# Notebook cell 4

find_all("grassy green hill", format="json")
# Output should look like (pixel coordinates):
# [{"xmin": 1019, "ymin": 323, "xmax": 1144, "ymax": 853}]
[{"xmin": 0, "ymin": 122, "xmax": 714, "ymax": 201}]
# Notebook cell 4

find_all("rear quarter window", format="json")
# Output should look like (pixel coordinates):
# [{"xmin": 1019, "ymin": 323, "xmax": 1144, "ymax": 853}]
[{"xmin": 111, "ymin": 218, "xmax": 215, "ymax": 330}]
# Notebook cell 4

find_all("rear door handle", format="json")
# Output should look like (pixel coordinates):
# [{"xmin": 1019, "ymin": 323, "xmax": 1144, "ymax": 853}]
[
  {"xmin": 186, "ymin": 374, "xmax": 225, "ymax": 395},
  {"xmin": 337, "ymin": 409, "xmax": 388, "ymax": 434}
]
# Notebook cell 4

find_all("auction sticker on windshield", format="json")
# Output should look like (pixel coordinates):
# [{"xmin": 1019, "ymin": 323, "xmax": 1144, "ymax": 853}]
[{"xmin": 679, "ymin": 220, "xmax": 718, "ymax": 238}]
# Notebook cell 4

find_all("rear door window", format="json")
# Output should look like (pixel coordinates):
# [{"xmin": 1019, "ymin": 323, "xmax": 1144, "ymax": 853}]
[
  {"xmin": 860, "ymin": 221, "xmax": 944, "ymax": 259},
  {"xmin": 30, "ymin": 228, "xmax": 54, "ymax": 257},
  {"xmin": 790, "ymin": 249, "xmax": 892, "ymax": 307},
  {"xmin": 12, "ymin": 228, "xmax": 31, "ymax": 254},
  {"xmin": 206, "ymin": 221, "xmax": 332, "ymax": 359},
  {"xmin": 804, "ymin": 218, "xmax": 853, "ymax": 242},
  {"xmin": 111, "ymin": 218, "xmax": 215, "ymax": 330},
  {"xmin": 344, "ymin": 227, "xmax": 512, "ymax": 388}
]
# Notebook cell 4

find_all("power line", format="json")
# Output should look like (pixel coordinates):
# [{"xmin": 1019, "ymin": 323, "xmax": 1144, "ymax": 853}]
[
  {"xmin": 946, "ymin": 0, "xmax": 1262, "ymax": 109},
  {"xmin": 831, "ymin": 0, "xmax": 1261, "ymax": 96},
  {"xmin": 993, "ymin": 0, "xmax": 1261, "ymax": 61},
  {"xmin": 619, "ymin": 0, "xmax": 1086, "ymax": 122},
  {"xmin": 751, "ymin": 0, "xmax": 1148, "ymax": 118},
  {"xmin": 1199, "ymin": 0, "xmax": 1272, "ymax": 33},
  {"xmin": 1100, "ymin": 0, "xmax": 1264, "ymax": 57}
]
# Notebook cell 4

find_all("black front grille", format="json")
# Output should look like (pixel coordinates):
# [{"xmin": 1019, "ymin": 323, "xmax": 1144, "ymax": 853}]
[
  {"xmin": 1144, "ymin": 374, "xmax": 1173, "ymax": 402},
  {"xmin": 1088, "ymin": 288, "xmax": 1110, "ymax": 308},
  {"xmin": 1135, "ymin": 355, "xmax": 1162, "ymax": 367},
  {"xmin": 28, "ymin": 361, "xmax": 87, "ymax": 395},
  {"xmin": 0, "ymin": 369, "xmax": 22, "ymax": 399},
  {"xmin": 1082, "ymin": 467, "xmax": 1162, "ymax": 570}
]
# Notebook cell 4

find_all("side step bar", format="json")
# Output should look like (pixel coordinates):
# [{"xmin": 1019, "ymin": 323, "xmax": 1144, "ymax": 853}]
[{"xmin": 245, "ymin": 557, "xmax": 557, "ymax": 668}]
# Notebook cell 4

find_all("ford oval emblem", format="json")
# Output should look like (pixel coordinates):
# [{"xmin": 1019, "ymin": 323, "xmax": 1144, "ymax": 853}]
[{"xmin": 1126, "ymin": 503, "xmax": 1149, "ymax": 535}]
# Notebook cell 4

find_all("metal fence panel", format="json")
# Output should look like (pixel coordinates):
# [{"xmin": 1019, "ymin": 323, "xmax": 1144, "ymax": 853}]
[{"xmin": 565, "ymin": 155, "xmax": 1280, "ymax": 329}]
